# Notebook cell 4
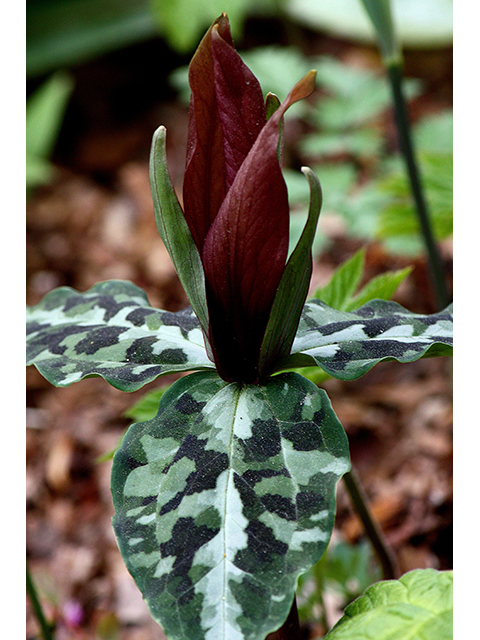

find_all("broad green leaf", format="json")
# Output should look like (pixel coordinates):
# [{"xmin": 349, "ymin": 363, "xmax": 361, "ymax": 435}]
[
  {"xmin": 26, "ymin": 156, "xmax": 56, "ymax": 190},
  {"xmin": 111, "ymin": 370, "xmax": 350, "ymax": 640},
  {"xmin": 259, "ymin": 167, "xmax": 322, "ymax": 376},
  {"xmin": 313, "ymin": 249, "xmax": 365, "ymax": 311},
  {"xmin": 285, "ymin": 0, "xmax": 453, "ymax": 50},
  {"xmin": 26, "ymin": 71, "xmax": 74, "ymax": 161},
  {"xmin": 301, "ymin": 129, "xmax": 383, "ymax": 161},
  {"xmin": 26, "ymin": 71, "xmax": 74, "ymax": 189},
  {"xmin": 27, "ymin": 0, "xmax": 157, "ymax": 77},
  {"xmin": 346, "ymin": 266, "xmax": 412, "ymax": 311},
  {"xmin": 414, "ymin": 110, "xmax": 453, "ymax": 154},
  {"xmin": 150, "ymin": 126, "xmax": 210, "ymax": 337},
  {"xmin": 320, "ymin": 568, "xmax": 452, "ymax": 640},
  {"xmin": 26, "ymin": 280, "xmax": 213, "ymax": 392},
  {"xmin": 308, "ymin": 57, "xmax": 421, "ymax": 131},
  {"xmin": 242, "ymin": 46, "xmax": 314, "ymax": 118},
  {"xmin": 150, "ymin": 0, "xmax": 265, "ymax": 53},
  {"xmin": 297, "ymin": 539, "xmax": 381, "ymax": 624},
  {"xmin": 277, "ymin": 299, "xmax": 453, "ymax": 379},
  {"xmin": 376, "ymin": 151, "xmax": 453, "ymax": 243},
  {"xmin": 124, "ymin": 385, "xmax": 170, "ymax": 422}
]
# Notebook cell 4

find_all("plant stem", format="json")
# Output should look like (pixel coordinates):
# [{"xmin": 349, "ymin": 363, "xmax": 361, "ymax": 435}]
[
  {"xmin": 343, "ymin": 467, "xmax": 399, "ymax": 580},
  {"xmin": 26, "ymin": 565, "xmax": 55, "ymax": 640},
  {"xmin": 386, "ymin": 62, "xmax": 449, "ymax": 310},
  {"xmin": 268, "ymin": 595, "xmax": 302, "ymax": 640}
]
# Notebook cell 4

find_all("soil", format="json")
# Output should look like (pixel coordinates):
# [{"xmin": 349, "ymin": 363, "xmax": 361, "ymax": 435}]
[{"xmin": 26, "ymin": 17, "xmax": 452, "ymax": 640}]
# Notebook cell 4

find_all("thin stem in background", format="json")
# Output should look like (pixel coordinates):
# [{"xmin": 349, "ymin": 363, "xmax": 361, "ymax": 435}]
[
  {"xmin": 386, "ymin": 62, "xmax": 450, "ymax": 311},
  {"xmin": 26, "ymin": 564, "xmax": 55, "ymax": 640},
  {"xmin": 267, "ymin": 595, "xmax": 302, "ymax": 640},
  {"xmin": 343, "ymin": 467, "xmax": 399, "ymax": 580}
]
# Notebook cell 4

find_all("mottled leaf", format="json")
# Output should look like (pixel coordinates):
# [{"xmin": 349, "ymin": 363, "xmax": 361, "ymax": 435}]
[
  {"xmin": 26, "ymin": 281, "xmax": 213, "ymax": 391},
  {"xmin": 321, "ymin": 568, "xmax": 452, "ymax": 640},
  {"xmin": 111, "ymin": 370, "xmax": 350, "ymax": 640},
  {"xmin": 277, "ymin": 299, "xmax": 453, "ymax": 379}
]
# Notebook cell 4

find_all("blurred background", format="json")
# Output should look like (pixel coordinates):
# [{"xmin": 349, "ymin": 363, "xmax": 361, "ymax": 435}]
[{"xmin": 26, "ymin": 1, "xmax": 452, "ymax": 638}]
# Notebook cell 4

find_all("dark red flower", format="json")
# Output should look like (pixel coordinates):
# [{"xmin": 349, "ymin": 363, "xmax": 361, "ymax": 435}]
[{"xmin": 181, "ymin": 14, "xmax": 315, "ymax": 383}]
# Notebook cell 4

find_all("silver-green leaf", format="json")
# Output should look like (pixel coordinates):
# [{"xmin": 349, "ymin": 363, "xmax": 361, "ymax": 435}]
[
  {"xmin": 26, "ymin": 280, "xmax": 213, "ymax": 391},
  {"xmin": 277, "ymin": 298, "xmax": 453, "ymax": 379},
  {"xmin": 111, "ymin": 370, "xmax": 350, "ymax": 640}
]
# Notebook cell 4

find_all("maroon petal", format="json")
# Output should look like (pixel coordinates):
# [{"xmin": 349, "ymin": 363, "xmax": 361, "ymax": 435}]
[
  {"xmin": 211, "ymin": 27, "xmax": 266, "ymax": 192},
  {"xmin": 203, "ymin": 72, "xmax": 316, "ymax": 382},
  {"xmin": 182, "ymin": 14, "xmax": 266, "ymax": 252}
]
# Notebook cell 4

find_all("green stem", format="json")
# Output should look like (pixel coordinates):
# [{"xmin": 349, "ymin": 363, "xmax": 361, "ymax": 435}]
[
  {"xmin": 343, "ymin": 467, "xmax": 399, "ymax": 580},
  {"xmin": 386, "ymin": 62, "xmax": 449, "ymax": 310},
  {"xmin": 312, "ymin": 554, "xmax": 330, "ymax": 634},
  {"xmin": 26, "ymin": 565, "xmax": 55, "ymax": 640}
]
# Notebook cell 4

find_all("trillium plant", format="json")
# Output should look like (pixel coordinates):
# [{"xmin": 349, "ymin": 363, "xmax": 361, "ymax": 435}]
[{"xmin": 27, "ymin": 14, "xmax": 453, "ymax": 640}]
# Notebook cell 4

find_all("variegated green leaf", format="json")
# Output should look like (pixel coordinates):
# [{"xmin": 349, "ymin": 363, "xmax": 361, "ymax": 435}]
[
  {"xmin": 277, "ymin": 299, "xmax": 453, "ymax": 380},
  {"xmin": 26, "ymin": 280, "xmax": 213, "ymax": 391},
  {"xmin": 111, "ymin": 370, "xmax": 350, "ymax": 640}
]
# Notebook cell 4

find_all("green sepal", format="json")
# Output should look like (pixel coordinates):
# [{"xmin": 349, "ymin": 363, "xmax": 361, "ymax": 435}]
[
  {"xmin": 150, "ymin": 126, "xmax": 210, "ymax": 338},
  {"xmin": 276, "ymin": 299, "xmax": 453, "ymax": 380},
  {"xmin": 265, "ymin": 92, "xmax": 283, "ymax": 162},
  {"xmin": 111, "ymin": 369, "xmax": 350, "ymax": 640},
  {"xmin": 26, "ymin": 280, "xmax": 213, "ymax": 392},
  {"xmin": 259, "ymin": 166, "xmax": 322, "ymax": 377}
]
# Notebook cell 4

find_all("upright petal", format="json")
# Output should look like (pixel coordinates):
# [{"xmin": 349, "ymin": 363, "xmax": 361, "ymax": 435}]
[
  {"xmin": 182, "ymin": 14, "xmax": 266, "ymax": 252},
  {"xmin": 203, "ymin": 72, "xmax": 317, "ymax": 383},
  {"xmin": 211, "ymin": 26, "xmax": 266, "ymax": 190}
]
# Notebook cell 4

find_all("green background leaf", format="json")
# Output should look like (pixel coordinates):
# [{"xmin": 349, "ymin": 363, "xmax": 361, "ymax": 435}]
[
  {"xmin": 285, "ymin": 0, "xmax": 453, "ymax": 49},
  {"xmin": 111, "ymin": 370, "xmax": 350, "ymax": 640},
  {"xmin": 320, "ymin": 568, "xmax": 452, "ymax": 640},
  {"xmin": 26, "ymin": 71, "xmax": 74, "ymax": 189}
]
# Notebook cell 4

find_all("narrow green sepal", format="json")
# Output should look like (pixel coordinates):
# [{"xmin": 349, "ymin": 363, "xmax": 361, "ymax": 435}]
[
  {"xmin": 265, "ymin": 92, "xmax": 283, "ymax": 162},
  {"xmin": 265, "ymin": 92, "xmax": 281, "ymax": 120},
  {"xmin": 259, "ymin": 166, "xmax": 322, "ymax": 377},
  {"xmin": 150, "ymin": 126, "xmax": 210, "ymax": 340},
  {"xmin": 360, "ymin": 0, "xmax": 402, "ymax": 67}
]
